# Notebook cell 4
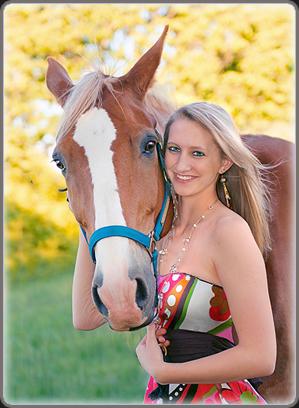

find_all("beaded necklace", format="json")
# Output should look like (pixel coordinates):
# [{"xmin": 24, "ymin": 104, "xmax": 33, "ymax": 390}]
[{"xmin": 159, "ymin": 199, "xmax": 219, "ymax": 274}]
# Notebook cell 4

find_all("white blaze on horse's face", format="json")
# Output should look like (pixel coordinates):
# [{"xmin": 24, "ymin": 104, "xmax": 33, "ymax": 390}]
[{"xmin": 73, "ymin": 107, "xmax": 130, "ymax": 278}]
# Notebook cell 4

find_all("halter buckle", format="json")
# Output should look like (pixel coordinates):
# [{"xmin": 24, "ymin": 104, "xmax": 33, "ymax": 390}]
[{"xmin": 148, "ymin": 230, "xmax": 157, "ymax": 255}]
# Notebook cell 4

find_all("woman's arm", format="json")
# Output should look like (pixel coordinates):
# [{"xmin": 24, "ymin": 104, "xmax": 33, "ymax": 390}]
[
  {"xmin": 137, "ymin": 216, "xmax": 277, "ymax": 384},
  {"xmin": 72, "ymin": 229, "xmax": 107, "ymax": 330}
]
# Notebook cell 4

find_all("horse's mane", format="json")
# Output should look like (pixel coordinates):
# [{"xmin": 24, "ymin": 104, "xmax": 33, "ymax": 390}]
[
  {"xmin": 144, "ymin": 85, "xmax": 176, "ymax": 135},
  {"xmin": 57, "ymin": 68, "xmax": 175, "ymax": 140}
]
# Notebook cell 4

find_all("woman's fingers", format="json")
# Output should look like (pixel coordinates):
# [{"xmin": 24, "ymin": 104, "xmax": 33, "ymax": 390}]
[
  {"xmin": 155, "ymin": 326, "xmax": 170, "ymax": 347},
  {"xmin": 156, "ymin": 327, "xmax": 167, "ymax": 336},
  {"xmin": 157, "ymin": 336, "xmax": 170, "ymax": 347},
  {"xmin": 156, "ymin": 327, "xmax": 167, "ymax": 342}
]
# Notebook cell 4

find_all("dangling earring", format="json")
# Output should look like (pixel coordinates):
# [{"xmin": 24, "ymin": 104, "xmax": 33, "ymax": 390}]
[
  {"xmin": 220, "ymin": 173, "xmax": 231, "ymax": 208},
  {"xmin": 170, "ymin": 184, "xmax": 179, "ymax": 222}
]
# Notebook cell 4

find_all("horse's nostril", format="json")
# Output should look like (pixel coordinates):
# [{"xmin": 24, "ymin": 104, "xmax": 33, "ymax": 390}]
[
  {"xmin": 135, "ymin": 278, "xmax": 148, "ymax": 311},
  {"xmin": 92, "ymin": 286, "xmax": 108, "ymax": 317}
]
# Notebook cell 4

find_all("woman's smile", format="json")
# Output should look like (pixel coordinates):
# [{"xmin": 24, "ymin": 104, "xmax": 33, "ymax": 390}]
[{"xmin": 173, "ymin": 172, "xmax": 198, "ymax": 183}]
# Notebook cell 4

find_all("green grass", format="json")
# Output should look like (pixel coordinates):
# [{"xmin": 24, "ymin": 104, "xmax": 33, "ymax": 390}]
[{"xmin": 4, "ymin": 271, "xmax": 148, "ymax": 404}]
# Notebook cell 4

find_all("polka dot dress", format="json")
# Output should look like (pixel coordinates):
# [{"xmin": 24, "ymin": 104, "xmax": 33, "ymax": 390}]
[{"xmin": 144, "ymin": 272, "xmax": 266, "ymax": 405}]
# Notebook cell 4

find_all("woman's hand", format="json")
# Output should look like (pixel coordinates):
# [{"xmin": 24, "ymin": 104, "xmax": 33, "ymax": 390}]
[
  {"xmin": 156, "ymin": 327, "xmax": 170, "ymax": 348},
  {"xmin": 155, "ymin": 326, "xmax": 170, "ymax": 355},
  {"xmin": 136, "ymin": 324, "xmax": 167, "ymax": 381}
]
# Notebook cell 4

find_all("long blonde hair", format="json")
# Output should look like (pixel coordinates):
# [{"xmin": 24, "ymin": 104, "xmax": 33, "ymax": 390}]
[{"xmin": 163, "ymin": 102, "xmax": 272, "ymax": 254}]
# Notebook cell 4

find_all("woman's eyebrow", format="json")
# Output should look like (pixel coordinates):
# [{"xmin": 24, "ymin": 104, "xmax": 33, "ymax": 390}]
[
  {"xmin": 189, "ymin": 145, "xmax": 206, "ymax": 150},
  {"xmin": 167, "ymin": 141, "xmax": 206, "ymax": 151}
]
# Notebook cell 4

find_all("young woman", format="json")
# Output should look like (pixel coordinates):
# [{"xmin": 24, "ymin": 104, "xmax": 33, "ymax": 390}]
[{"xmin": 135, "ymin": 102, "xmax": 276, "ymax": 404}]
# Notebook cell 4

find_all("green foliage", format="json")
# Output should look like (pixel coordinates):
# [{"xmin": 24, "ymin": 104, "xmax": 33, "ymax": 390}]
[
  {"xmin": 5, "ymin": 200, "xmax": 77, "ymax": 281},
  {"xmin": 4, "ymin": 272, "xmax": 147, "ymax": 403},
  {"xmin": 4, "ymin": 4, "xmax": 294, "ymax": 282}
]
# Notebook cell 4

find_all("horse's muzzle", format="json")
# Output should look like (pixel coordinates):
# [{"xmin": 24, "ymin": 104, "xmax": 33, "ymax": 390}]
[
  {"xmin": 92, "ymin": 283, "xmax": 156, "ymax": 331},
  {"xmin": 92, "ymin": 270, "xmax": 156, "ymax": 331}
]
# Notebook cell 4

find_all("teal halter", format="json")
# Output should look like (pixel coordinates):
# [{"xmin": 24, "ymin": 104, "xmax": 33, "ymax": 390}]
[{"xmin": 80, "ymin": 141, "xmax": 172, "ymax": 279}]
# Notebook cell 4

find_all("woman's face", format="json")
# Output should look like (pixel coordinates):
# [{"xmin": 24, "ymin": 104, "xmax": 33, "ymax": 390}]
[{"xmin": 165, "ymin": 118, "xmax": 229, "ymax": 198}]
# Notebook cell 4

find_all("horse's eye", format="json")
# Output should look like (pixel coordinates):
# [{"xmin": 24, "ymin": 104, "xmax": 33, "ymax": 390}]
[
  {"xmin": 144, "ymin": 140, "xmax": 156, "ymax": 154},
  {"xmin": 54, "ymin": 160, "xmax": 66, "ymax": 172}
]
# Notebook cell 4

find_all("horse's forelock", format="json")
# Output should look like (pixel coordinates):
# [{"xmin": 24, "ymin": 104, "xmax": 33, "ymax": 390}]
[{"xmin": 57, "ymin": 70, "xmax": 119, "ymax": 140}]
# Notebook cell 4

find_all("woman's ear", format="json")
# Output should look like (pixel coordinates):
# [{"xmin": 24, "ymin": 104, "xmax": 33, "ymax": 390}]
[{"xmin": 219, "ymin": 158, "xmax": 233, "ymax": 174}]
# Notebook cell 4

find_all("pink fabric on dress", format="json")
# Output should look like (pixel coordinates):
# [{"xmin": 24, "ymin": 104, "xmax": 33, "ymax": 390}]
[{"xmin": 144, "ymin": 272, "xmax": 266, "ymax": 405}]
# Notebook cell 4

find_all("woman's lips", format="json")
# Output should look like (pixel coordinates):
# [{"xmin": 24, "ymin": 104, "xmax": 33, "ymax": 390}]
[{"xmin": 173, "ymin": 173, "xmax": 198, "ymax": 183}]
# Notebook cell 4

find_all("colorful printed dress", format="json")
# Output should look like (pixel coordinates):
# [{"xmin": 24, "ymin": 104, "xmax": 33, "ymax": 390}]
[{"xmin": 144, "ymin": 272, "xmax": 266, "ymax": 405}]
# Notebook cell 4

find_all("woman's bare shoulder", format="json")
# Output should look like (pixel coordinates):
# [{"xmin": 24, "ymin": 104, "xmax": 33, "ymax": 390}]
[
  {"xmin": 211, "ymin": 209, "xmax": 265, "ymax": 290},
  {"xmin": 212, "ymin": 209, "xmax": 255, "ymax": 249}
]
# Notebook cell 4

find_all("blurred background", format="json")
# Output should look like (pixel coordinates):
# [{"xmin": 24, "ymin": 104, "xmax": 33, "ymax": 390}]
[{"xmin": 3, "ymin": 3, "xmax": 295, "ymax": 405}]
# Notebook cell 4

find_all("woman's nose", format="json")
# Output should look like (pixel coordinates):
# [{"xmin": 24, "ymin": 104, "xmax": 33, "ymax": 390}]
[{"xmin": 174, "ymin": 152, "xmax": 192, "ymax": 173}]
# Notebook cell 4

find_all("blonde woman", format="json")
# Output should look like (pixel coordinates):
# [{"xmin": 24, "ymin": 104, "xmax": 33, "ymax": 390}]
[{"xmin": 136, "ymin": 102, "xmax": 276, "ymax": 404}]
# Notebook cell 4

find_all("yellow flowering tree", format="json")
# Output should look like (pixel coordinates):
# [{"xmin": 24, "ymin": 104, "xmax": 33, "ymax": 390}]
[{"xmin": 4, "ymin": 3, "xmax": 294, "ymax": 280}]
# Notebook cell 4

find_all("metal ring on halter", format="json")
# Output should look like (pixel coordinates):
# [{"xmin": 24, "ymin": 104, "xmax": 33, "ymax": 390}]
[{"xmin": 148, "ymin": 230, "xmax": 157, "ymax": 256}]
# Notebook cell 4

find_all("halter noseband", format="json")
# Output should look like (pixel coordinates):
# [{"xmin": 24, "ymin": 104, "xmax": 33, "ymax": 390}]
[{"xmin": 80, "ymin": 140, "xmax": 172, "ymax": 329}]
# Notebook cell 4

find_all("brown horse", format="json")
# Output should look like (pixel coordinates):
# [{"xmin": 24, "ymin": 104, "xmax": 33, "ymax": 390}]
[{"xmin": 46, "ymin": 27, "xmax": 295, "ymax": 403}]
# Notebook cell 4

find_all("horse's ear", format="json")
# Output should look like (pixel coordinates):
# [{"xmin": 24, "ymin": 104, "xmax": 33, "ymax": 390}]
[
  {"xmin": 46, "ymin": 57, "xmax": 73, "ymax": 107},
  {"xmin": 121, "ymin": 25, "xmax": 169, "ymax": 98}
]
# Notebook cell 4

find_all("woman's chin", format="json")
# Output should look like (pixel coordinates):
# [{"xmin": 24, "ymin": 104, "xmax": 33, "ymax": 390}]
[{"xmin": 173, "ymin": 185, "xmax": 198, "ymax": 197}]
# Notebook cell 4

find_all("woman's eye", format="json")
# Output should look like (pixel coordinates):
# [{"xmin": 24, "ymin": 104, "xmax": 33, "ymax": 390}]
[
  {"xmin": 168, "ymin": 146, "xmax": 180, "ymax": 153},
  {"xmin": 144, "ymin": 140, "xmax": 156, "ymax": 154},
  {"xmin": 193, "ymin": 151, "xmax": 205, "ymax": 157}
]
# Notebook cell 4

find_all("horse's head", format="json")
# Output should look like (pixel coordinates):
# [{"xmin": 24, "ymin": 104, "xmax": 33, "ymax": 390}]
[{"xmin": 46, "ymin": 27, "xmax": 173, "ymax": 331}]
